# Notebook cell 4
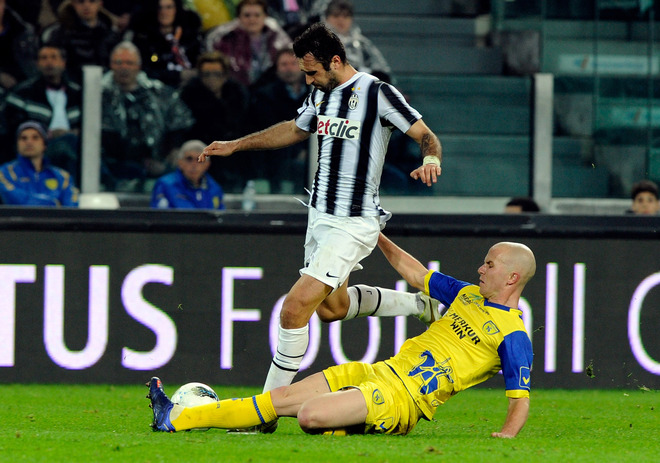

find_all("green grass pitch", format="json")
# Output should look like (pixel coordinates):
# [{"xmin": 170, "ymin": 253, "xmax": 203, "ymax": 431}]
[{"xmin": 0, "ymin": 384, "xmax": 657, "ymax": 462}]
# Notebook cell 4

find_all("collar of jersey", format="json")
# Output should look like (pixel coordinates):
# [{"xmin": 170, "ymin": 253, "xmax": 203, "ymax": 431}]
[{"xmin": 484, "ymin": 299, "xmax": 512, "ymax": 312}]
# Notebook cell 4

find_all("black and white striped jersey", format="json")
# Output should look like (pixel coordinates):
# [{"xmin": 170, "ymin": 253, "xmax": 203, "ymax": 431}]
[{"xmin": 295, "ymin": 72, "xmax": 421, "ymax": 217}]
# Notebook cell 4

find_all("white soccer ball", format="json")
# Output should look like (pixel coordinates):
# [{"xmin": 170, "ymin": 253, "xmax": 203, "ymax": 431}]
[{"xmin": 171, "ymin": 382, "xmax": 220, "ymax": 408}]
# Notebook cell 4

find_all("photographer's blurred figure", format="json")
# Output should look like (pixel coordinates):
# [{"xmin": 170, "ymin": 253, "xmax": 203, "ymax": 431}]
[
  {"xmin": 629, "ymin": 180, "xmax": 660, "ymax": 215},
  {"xmin": 0, "ymin": 121, "xmax": 78, "ymax": 206},
  {"xmin": 151, "ymin": 140, "xmax": 225, "ymax": 210}
]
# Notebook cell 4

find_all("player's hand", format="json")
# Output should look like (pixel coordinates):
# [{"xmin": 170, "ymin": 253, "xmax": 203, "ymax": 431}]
[
  {"xmin": 199, "ymin": 140, "xmax": 237, "ymax": 162},
  {"xmin": 410, "ymin": 164, "xmax": 441, "ymax": 187}
]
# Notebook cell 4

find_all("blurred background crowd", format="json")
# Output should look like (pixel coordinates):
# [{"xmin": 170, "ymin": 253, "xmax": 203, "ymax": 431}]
[{"xmin": 0, "ymin": 0, "xmax": 658, "ymax": 215}]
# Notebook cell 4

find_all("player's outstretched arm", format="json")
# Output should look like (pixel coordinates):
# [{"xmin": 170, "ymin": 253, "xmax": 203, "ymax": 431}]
[
  {"xmin": 491, "ymin": 396, "xmax": 529, "ymax": 438},
  {"xmin": 406, "ymin": 119, "xmax": 442, "ymax": 187},
  {"xmin": 199, "ymin": 120, "xmax": 310, "ymax": 162},
  {"xmin": 377, "ymin": 232, "xmax": 429, "ymax": 291}
]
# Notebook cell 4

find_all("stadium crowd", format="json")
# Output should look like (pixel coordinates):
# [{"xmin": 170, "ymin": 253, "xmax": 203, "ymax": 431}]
[{"xmin": 0, "ymin": 0, "xmax": 405, "ymax": 207}]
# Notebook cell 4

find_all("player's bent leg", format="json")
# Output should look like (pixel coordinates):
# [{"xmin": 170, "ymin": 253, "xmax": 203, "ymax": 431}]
[
  {"xmin": 279, "ymin": 275, "xmax": 332, "ymax": 328},
  {"xmin": 296, "ymin": 389, "xmax": 368, "ymax": 434},
  {"xmin": 270, "ymin": 372, "xmax": 332, "ymax": 417},
  {"xmin": 263, "ymin": 276, "xmax": 332, "ymax": 392},
  {"xmin": 146, "ymin": 377, "xmax": 278, "ymax": 432},
  {"xmin": 341, "ymin": 285, "xmax": 423, "ymax": 320},
  {"xmin": 173, "ymin": 394, "xmax": 277, "ymax": 431},
  {"xmin": 315, "ymin": 282, "xmax": 350, "ymax": 322}
]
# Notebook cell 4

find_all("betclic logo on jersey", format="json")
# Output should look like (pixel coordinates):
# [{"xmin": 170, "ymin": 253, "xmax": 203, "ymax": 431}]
[{"xmin": 317, "ymin": 116, "xmax": 361, "ymax": 140}]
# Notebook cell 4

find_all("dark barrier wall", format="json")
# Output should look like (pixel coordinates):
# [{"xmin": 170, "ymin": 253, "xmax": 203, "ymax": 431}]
[{"xmin": 0, "ymin": 208, "xmax": 659, "ymax": 390}]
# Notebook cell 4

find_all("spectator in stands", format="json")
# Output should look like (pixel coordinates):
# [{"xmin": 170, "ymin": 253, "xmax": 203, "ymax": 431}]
[
  {"xmin": 4, "ymin": 43, "xmax": 82, "ymax": 178},
  {"xmin": 126, "ymin": 0, "xmax": 203, "ymax": 88},
  {"xmin": 248, "ymin": 47, "xmax": 308, "ymax": 193},
  {"xmin": 505, "ymin": 197, "xmax": 540, "ymax": 214},
  {"xmin": 101, "ymin": 41, "xmax": 194, "ymax": 192},
  {"xmin": 0, "ymin": 121, "xmax": 79, "ymax": 206},
  {"xmin": 629, "ymin": 180, "xmax": 660, "ymax": 215},
  {"xmin": 101, "ymin": 0, "xmax": 138, "ymax": 33},
  {"xmin": 179, "ymin": 50, "xmax": 249, "ymax": 192},
  {"xmin": 205, "ymin": 0, "xmax": 292, "ymax": 87},
  {"xmin": 266, "ymin": 0, "xmax": 315, "ymax": 38},
  {"xmin": 322, "ymin": 0, "xmax": 390, "ymax": 79},
  {"xmin": 0, "ymin": 0, "xmax": 39, "ymax": 91},
  {"xmin": 151, "ymin": 139, "xmax": 225, "ymax": 209},
  {"xmin": 41, "ymin": 0, "xmax": 121, "ymax": 83}
]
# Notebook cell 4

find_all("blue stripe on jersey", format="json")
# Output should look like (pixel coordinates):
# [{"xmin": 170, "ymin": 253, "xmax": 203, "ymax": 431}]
[
  {"xmin": 380, "ymin": 83, "xmax": 419, "ymax": 125},
  {"xmin": 350, "ymin": 80, "xmax": 380, "ymax": 215},
  {"xmin": 498, "ymin": 331, "xmax": 534, "ymax": 392},
  {"xmin": 428, "ymin": 271, "xmax": 471, "ymax": 307}
]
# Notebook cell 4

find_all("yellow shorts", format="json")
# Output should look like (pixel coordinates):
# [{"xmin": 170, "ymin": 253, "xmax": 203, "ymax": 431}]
[{"xmin": 323, "ymin": 361, "xmax": 423, "ymax": 435}]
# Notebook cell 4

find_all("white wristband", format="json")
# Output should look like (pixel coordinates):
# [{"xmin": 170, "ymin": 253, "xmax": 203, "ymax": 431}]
[{"xmin": 423, "ymin": 155, "xmax": 441, "ymax": 167}]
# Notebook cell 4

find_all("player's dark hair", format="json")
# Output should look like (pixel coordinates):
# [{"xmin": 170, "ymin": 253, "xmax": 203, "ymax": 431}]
[
  {"xmin": 631, "ymin": 180, "xmax": 659, "ymax": 200},
  {"xmin": 293, "ymin": 22, "xmax": 346, "ymax": 70}
]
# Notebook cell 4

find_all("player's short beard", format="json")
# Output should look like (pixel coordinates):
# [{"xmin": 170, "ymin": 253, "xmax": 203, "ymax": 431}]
[{"xmin": 316, "ymin": 71, "xmax": 340, "ymax": 93}]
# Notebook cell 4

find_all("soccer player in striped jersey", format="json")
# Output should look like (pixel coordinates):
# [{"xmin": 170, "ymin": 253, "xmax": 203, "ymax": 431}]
[
  {"xmin": 199, "ymin": 23, "xmax": 443, "ymax": 418},
  {"xmin": 147, "ymin": 234, "xmax": 535, "ymax": 437}
]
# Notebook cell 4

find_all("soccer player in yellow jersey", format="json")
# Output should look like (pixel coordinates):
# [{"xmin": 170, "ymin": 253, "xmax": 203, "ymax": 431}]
[{"xmin": 147, "ymin": 233, "xmax": 536, "ymax": 437}]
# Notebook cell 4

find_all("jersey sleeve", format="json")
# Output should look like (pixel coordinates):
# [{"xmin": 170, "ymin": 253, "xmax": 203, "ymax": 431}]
[
  {"xmin": 378, "ymin": 82, "xmax": 421, "ymax": 133},
  {"xmin": 294, "ymin": 90, "xmax": 318, "ymax": 133},
  {"xmin": 497, "ymin": 331, "xmax": 533, "ymax": 398},
  {"xmin": 425, "ymin": 270, "xmax": 471, "ymax": 307}
]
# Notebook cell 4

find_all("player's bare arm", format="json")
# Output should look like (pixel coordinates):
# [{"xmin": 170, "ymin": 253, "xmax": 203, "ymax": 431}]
[
  {"xmin": 491, "ymin": 396, "xmax": 529, "ymax": 438},
  {"xmin": 199, "ymin": 120, "xmax": 310, "ymax": 162},
  {"xmin": 377, "ymin": 233, "xmax": 429, "ymax": 290},
  {"xmin": 406, "ymin": 119, "xmax": 442, "ymax": 187}
]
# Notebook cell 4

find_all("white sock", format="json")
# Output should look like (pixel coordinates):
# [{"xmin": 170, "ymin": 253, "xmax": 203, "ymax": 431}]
[
  {"xmin": 262, "ymin": 324, "xmax": 309, "ymax": 392},
  {"xmin": 343, "ymin": 285, "xmax": 422, "ymax": 320}
]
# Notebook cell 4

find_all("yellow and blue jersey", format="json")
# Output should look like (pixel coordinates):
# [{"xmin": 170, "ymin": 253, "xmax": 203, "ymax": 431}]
[
  {"xmin": 384, "ymin": 270, "xmax": 533, "ymax": 420},
  {"xmin": 0, "ymin": 155, "xmax": 79, "ymax": 207},
  {"xmin": 150, "ymin": 170, "xmax": 225, "ymax": 210}
]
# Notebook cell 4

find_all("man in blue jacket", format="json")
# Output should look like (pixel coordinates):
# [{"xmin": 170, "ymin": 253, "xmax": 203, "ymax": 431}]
[
  {"xmin": 0, "ymin": 121, "xmax": 79, "ymax": 207},
  {"xmin": 151, "ymin": 139, "xmax": 225, "ymax": 210}
]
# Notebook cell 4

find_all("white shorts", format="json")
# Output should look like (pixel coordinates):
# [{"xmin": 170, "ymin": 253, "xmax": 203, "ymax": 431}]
[{"xmin": 300, "ymin": 208, "xmax": 381, "ymax": 290}]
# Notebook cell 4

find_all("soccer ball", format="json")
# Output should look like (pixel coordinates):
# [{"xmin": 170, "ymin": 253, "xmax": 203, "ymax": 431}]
[{"xmin": 171, "ymin": 382, "xmax": 220, "ymax": 408}]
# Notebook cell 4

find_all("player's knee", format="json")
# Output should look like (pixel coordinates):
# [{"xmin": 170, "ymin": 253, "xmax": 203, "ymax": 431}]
[
  {"xmin": 296, "ymin": 403, "xmax": 325, "ymax": 433},
  {"xmin": 279, "ymin": 300, "xmax": 312, "ymax": 328}
]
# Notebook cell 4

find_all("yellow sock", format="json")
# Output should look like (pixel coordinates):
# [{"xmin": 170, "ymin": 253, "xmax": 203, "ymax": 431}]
[{"xmin": 171, "ymin": 391, "xmax": 278, "ymax": 431}]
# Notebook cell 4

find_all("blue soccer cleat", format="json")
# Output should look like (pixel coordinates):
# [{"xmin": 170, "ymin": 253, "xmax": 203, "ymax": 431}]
[{"xmin": 146, "ymin": 377, "xmax": 176, "ymax": 432}]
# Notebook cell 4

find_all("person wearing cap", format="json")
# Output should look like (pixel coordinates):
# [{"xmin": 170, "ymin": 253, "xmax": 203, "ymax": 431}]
[
  {"xmin": 150, "ymin": 139, "xmax": 225, "ymax": 210},
  {"xmin": 0, "ymin": 121, "xmax": 79, "ymax": 206}
]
